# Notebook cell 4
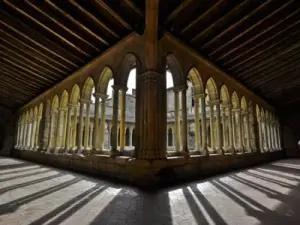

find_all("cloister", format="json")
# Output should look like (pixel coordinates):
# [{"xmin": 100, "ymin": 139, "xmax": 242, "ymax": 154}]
[{"xmin": 1, "ymin": 0, "xmax": 299, "ymax": 187}]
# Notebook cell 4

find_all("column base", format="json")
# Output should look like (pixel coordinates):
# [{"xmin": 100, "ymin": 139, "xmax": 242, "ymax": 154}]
[
  {"xmin": 200, "ymin": 147, "xmax": 209, "ymax": 156},
  {"xmin": 110, "ymin": 149, "xmax": 120, "ymax": 157}
]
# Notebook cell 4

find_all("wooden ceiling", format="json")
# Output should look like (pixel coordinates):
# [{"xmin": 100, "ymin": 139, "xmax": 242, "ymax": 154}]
[{"xmin": 1, "ymin": 0, "xmax": 300, "ymax": 110}]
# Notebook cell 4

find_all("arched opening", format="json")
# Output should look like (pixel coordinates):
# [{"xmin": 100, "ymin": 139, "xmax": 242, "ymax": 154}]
[
  {"xmin": 125, "ymin": 128, "xmax": 130, "ymax": 146},
  {"xmin": 69, "ymin": 84, "xmax": 80, "ymax": 151},
  {"xmin": 43, "ymin": 100, "xmax": 51, "ymax": 150},
  {"xmin": 220, "ymin": 85, "xmax": 231, "ymax": 152},
  {"xmin": 57, "ymin": 90, "xmax": 69, "ymax": 150},
  {"xmin": 241, "ymin": 96, "xmax": 250, "ymax": 152},
  {"xmin": 49, "ymin": 95, "xmax": 59, "ymax": 150},
  {"xmin": 261, "ymin": 108, "xmax": 267, "ymax": 151},
  {"xmin": 231, "ymin": 92, "xmax": 241, "ymax": 152},
  {"xmin": 205, "ymin": 78, "xmax": 219, "ymax": 153},
  {"xmin": 168, "ymin": 127, "xmax": 173, "ymax": 147},
  {"xmin": 188, "ymin": 68, "xmax": 205, "ymax": 154},
  {"xmin": 80, "ymin": 77, "xmax": 95, "ymax": 150}
]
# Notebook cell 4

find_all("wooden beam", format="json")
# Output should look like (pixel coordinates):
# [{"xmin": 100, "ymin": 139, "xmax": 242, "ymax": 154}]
[
  {"xmin": 238, "ymin": 40, "xmax": 300, "ymax": 78},
  {"xmin": 1, "ymin": 64, "xmax": 51, "ymax": 87},
  {"xmin": 209, "ymin": 0, "xmax": 295, "ymax": 57},
  {"xmin": 0, "ymin": 29, "xmax": 73, "ymax": 72},
  {"xmin": 165, "ymin": 0, "xmax": 193, "ymax": 24},
  {"xmin": 2, "ymin": 70, "xmax": 42, "ymax": 90},
  {"xmin": 0, "ymin": 44, "xmax": 62, "ymax": 79},
  {"xmin": 44, "ymin": 0, "xmax": 109, "ymax": 46},
  {"xmin": 124, "ymin": 0, "xmax": 144, "ymax": 17},
  {"xmin": 68, "ymin": 0, "xmax": 120, "ymax": 38},
  {"xmin": 181, "ymin": 0, "xmax": 223, "ymax": 35},
  {"xmin": 26, "ymin": 0, "xmax": 103, "ymax": 51},
  {"xmin": 191, "ymin": 0, "xmax": 252, "ymax": 43},
  {"xmin": 227, "ymin": 25, "xmax": 300, "ymax": 70},
  {"xmin": 214, "ymin": 6, "xmax": 300, "ymax": 61},
  {"xmin": 1, "ymin": 57, "xmax": 53, "ymax": 84},
  {"xmin": 95, "ymin": 0, "xmax": 132, "ymax": 30},
  {"xmin": 4, "ymin": 0, "xmax": 92, "ymax": 57},
  {"xmin": 145, "ymin": 0, "xmax": 159, "ymax": 70},
  {"xmin": 201, "ymin": 0, "xmax": 273, "ymax": 50},
  {"xmin": 0, "ymin": 52, "xmax": 57, "ymax": 82},
  {"xmin": 1, "ymin": 11, "xmax": 82, "ymax": 67},
  {"xmin": 242, "ymin": 51, "xmax": 300, "ymax": 84}
]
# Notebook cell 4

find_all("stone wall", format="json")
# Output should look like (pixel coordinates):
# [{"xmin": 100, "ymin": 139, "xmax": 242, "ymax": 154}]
[{"xmin": 12, "ymin": 149, "xmax": 284, "ymax": 186}]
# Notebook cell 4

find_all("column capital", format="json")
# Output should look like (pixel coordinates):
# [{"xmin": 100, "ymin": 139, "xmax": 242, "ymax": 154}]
[
  {"xmin": 210, "ymin": 100, "xmax": 220, "ymax": 105},
  {"xmin": 112, "ymin": 85, "xmax": 127, "ymax": 92},
  {"xmin": 68, "ymin": 103, "xmax": 77, "ymax": 108},
  {"xmin": 173, "ymin": 85, "xmax": 187, "ymax": 92},
  {"xmin": 80, "ymin": 99, "xmax": 91, "ymax": 104},
  {"xmin": 58, "ymin": 107, "xmax": 68, "ymax": 112},
  {"xmin": 232, "ymin": 108, "xmax": 241, "ymax": 113}
]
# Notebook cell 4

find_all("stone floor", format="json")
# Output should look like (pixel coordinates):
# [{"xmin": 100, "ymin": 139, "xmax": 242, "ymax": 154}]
[{"xmin": 0, "ymin": 157, "xmax": 300, "ymax": 225}]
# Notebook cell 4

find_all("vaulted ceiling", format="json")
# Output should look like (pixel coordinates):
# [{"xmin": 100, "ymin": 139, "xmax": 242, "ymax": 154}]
[{"xmin": 1, "ymin": 0, "xmax": 300, "ymax": 111}]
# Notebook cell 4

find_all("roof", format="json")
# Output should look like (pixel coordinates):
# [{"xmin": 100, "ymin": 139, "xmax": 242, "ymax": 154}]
[{"xmin": 1, "ymin": 0, "xmax": 299, "ymax": 110}]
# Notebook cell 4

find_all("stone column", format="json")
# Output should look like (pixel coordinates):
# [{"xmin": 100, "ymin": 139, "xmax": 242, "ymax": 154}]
[
  {"xmin": 174, "ymin": 89, "xmax": 181, "ymax": 151},
  {"xmin": 181, "ymin": 87, "xmax": 188, "ymax": 156},
  {"xmin": 77, "ymin": 100, "xmax": 85, "ymax": 151},
  {"xmin": 227, "ymin": 105, "xmax": 234, "ymax": 153},
  {"xmin": 107, "ymin": 124, "xmax": 112, "ymax": 148},
  {"xmin": 135, "ymin": 0, "xmax": 166, "ymax": 159},
  {"xmin": 194, "ymin": 95, "xmax": 200, "ymax": 151},
  {"xmin": 92, "ymin": 93, "xmax": 101, "ymax": 150},
  {"xmin": 200, "ymin": 94, "xmax": 208, "ymax": 155},
  {"xmin": 55, "ymin": 108, "xmax": 65, "ymax": 150},
  {"xmin": 245, "ymin": 112, "xmax": 251, "ymax": 152},
  {"xmin": 221, "ymin": 106, "xmax": 227, "ymax": 150},
  {"xmin": 129, "ymin": 127, "xmax": 133, "ymax": 147},
  {"xmin": 30, "ymin": 119, "xmax": 36, "ymax": 149},
  {"xmin": 258, "ymin": 118, "xmax": 263, "ymax": 152},
  {"xmin": 65, "ymin": 105, "xmax": 73, "ymax": 150},
  {"xmin": 35, "ymin": 117, "xmax": 41, "ymax": 149},
  {"xmin": 277, "ymin": 123, "xmax": 281, "ymax": 149},
  {"xmin": 62, "ymin": 109, "xmax": 68, "ymax": 150},
  {"xmin": 111, "ymin": 85, "xmax": 120, "ymax": 155},
  {"xmin": 275, "ymin": 123, "xmax": 279, "ymax": 150},
  {"xmin": 84, "ymin": 101, "xmax": 91, "ymax": 150},
  {"xmin": 119, "ymin": 88, "xmax": 127, "ymax": 151},
  {"xmin": 235, "ymin": 109, "xmax": 243, "ymax": 152},
  {"xmin": 19, "ymin": 122, "xmax": 23, "ymax": 148},
  {"xmin": 209, "ymin": 102, "xmax": 215, "ymax": 152},
  {"xmin": 89, "ymin": 124, "xmax": 94, "ymax": 148},
  {"xmin": 72, "ymin": 105, "xmax": 78, "ymax": 150},
  {"xmin": 99, "ymin": 95, "xmax": 108, "ymax": 150},
  {"xmin": 47, "ymin": 112, "xmax": 53, "ymax": 150},
  {"xmin": 215, "ymin": 101, "xmax": 223, "ymax": 154}
]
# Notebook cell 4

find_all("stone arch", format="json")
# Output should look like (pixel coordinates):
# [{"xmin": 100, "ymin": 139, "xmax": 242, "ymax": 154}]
[
  {"xmin": 256, "ymin": 104, "xmax": 261, "ymax": 119},
  {"xmin": 187, "ymin": 67, "xmax": 204, "ymax": 95},
  {"xmin": 60, "ymin": 90, "xmax": 69, "ymax": 108},
  {"xmin": 117, "ymin": 53, "xmax": 141, "ymax": 87},
  {"xmin": 205, "ymin": 77, "xmax": 218, "ymax": 101},
  {"xmin": 231, "ymin": 91, "xmax": 240, "ymax": 109},
  {"xmin": 97, "ymin": 66, "xmax": 114, "ymax": 94},
  {"xmin": 241, "ymin": 96, "xmax": 247, "ymax": 112},
  {"xmin": 33, "ymin": 106, "xmax": 38, "ymax": 117},
  {"xmin": 70, "ymin": 84, "xmax": 80, "ymax": 105},
  {"xmin": 38, "ymin": 103, "xmax": 43, "ymax": 118},
  {"xmin": 166, "ymin": 53, "xmax": 185, "ymax": 87},
  {"xmin": 82, "ymin": 77, "xmax": 95, "ymax": 100},
  {"xmin": 51, "ymin": 95, "xmax": 60, "ymax": 110},
  {"xmin": 220, "ymin": 85, "xmax": 230, "ymax": 105}
]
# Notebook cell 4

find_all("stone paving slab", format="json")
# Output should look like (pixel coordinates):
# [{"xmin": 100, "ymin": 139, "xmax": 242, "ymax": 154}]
[{"xmin": 0, "ymin": 157, "xmax": 300, "ymax": 225}]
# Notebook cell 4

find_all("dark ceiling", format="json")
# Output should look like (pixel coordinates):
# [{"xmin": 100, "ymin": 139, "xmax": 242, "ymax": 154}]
[{"xmin": 0, "ymin": 0, "xmax": 300, "ymax": 110}]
